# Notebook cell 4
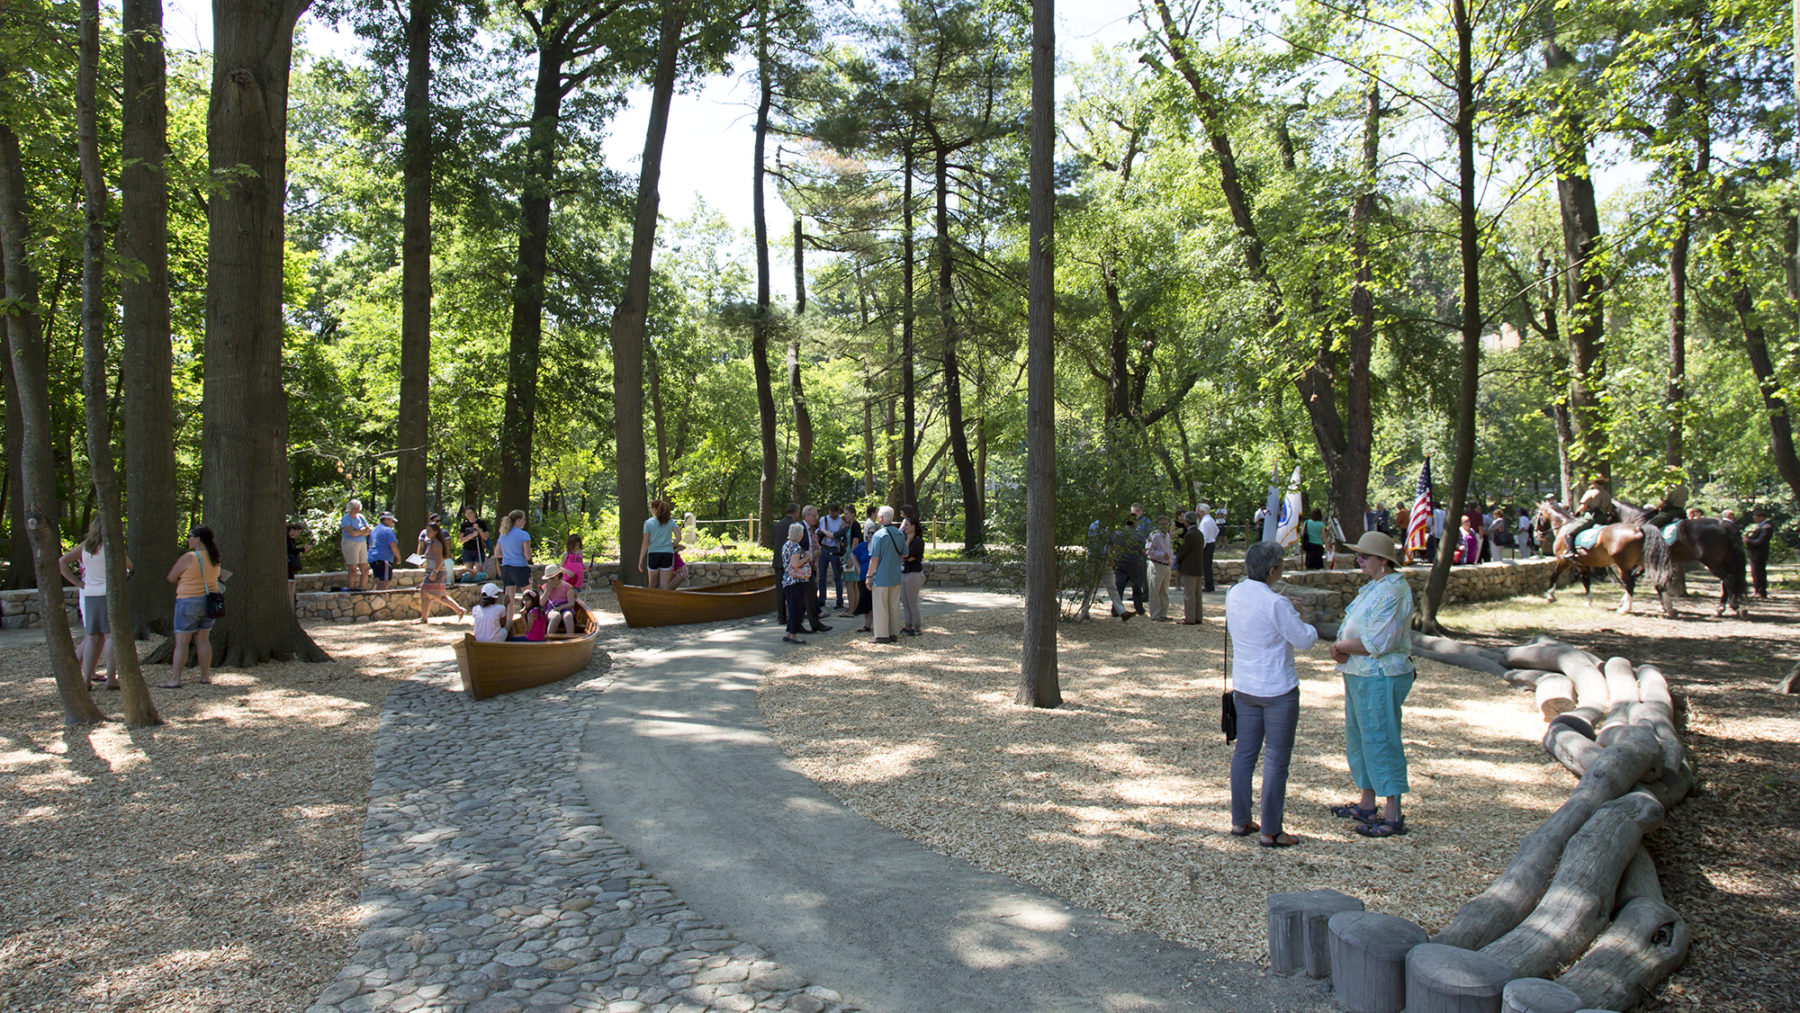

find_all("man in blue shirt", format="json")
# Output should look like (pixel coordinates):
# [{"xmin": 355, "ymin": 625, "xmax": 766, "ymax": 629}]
[
  {"xmin": 866, "ymin": 505, "xmax": 905, "ymax": 643},
  {"xmin": 368, "ymin": 511, "xmax": 401, "ymax": 590}
]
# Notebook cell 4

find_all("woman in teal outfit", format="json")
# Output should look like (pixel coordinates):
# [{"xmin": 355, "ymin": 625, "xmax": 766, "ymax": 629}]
[{"xmin": 1328, "ymin": 530, "xmax": 1416, "ymax": 838}]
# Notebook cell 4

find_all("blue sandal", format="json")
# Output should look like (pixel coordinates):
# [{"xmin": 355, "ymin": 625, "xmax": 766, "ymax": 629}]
[
  {"xmin": 1356, "ymin": 818, "xmax": 1407, "ymax": 838},
  {"xmin": 1330, "ymin": 803, "xmax": 1377, "ymax": 822}
]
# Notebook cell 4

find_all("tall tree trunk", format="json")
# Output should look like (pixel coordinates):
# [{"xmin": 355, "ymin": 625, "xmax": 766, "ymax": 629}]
[
  {"xmin": 1018, "ymin": 0, "xmax": 1058, "ymax": 709},
  {"xmin": 900, "ymin": 141, "xmax": 917, "ymax": 507},
  {"xmin": 1339, "ymin": 83, "xmax": 1380, "ymax": 540},
  {"xmin": 1, "ymin": 122, "xmax": 104, "ymax": 724},
  {"xmin": 119, "ymin": 0, "xmax": 177, "ymax": 634},
  {"xmin": 932, "ymin": 145, "xmax": 982, "ymax": 552},
  {"xmin": 394, "ymin": 0, "xmax": 433, "ymax": 535},
  {"xmin": 1664, "ymin": 71, "xmax": 1710, "ymax": 476},
  {"xmin": 789, "ymin": 216, "xmax": 813, "ymax": 505},
  {"xmin": 750, "ymin": 2, "xmax": 779, "ymax": 525},
  {"xmin": 79, "ymin": 0, "xmax": 160, "ymax": 724},
  {"xmin": 786, "ymin": 335, "xmax": 812, "ymax": 507},
  {"xmin": 196, "ymin": 0, "xmax": 327, "ymax": 666},
  {"xmin": 3, "ymin": 330, "xmax": 31, "ymax": 589},
  {"xmin": 1726, "ymin": 242, "xmax": 1800, "ymax": 506},
  {"xmin": 1423, "ymin": 0, "xmax": 1480, "ymax": 633},
  {"xmin": 1543, "ymin": 23, "xmax": 1609, "ymax": 484},
  {"xmin": 498, "ymin": 42, "xmax": 566, "ymax": 515},
  {"xmin": 649, "ymin": 345, "xmax": 668, "ymax": 495},
  {"xmin": 611, "ymin": 0, "xmax": 685, "ymax": 587}
]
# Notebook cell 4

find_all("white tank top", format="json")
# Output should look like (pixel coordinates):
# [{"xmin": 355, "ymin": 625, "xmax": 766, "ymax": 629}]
[{"xmin": 81, "ymin": 547, "xmax": 106, "ymax": 595}]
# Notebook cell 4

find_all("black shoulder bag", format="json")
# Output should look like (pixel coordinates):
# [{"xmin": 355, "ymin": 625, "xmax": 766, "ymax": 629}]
[{"xmin": 197, "ymin": 550, "xmax": 226, "ymax": 618}]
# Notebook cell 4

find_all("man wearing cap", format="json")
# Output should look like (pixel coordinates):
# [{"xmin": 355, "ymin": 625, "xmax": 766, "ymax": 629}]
[
  {"xmin": 368, "ymin": 511, "xmax": 401, "ymax": 591},
  {"xmin": 1196, "ymin": 503, "xmax": 1220, "ymax": 592}
]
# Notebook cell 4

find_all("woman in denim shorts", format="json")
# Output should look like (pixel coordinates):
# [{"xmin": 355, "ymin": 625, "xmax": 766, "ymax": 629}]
[{"xmin": 162, "ymin": 526, "xmax": 230, "ymax": 689}]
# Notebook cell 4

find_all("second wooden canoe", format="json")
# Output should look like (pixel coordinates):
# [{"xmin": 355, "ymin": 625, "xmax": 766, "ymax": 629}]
[
  {"xmin": 452, "ymin": 600, "xmax": 600, "ymax": 700},
  {"xmin": 611, "ymin": 574, "xmax": 778, "ymax": 628}
]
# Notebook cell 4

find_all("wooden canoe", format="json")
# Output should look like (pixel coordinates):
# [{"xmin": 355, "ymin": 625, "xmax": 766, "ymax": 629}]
[
  {"xmin": 610, "ymin": 573, "xmax": 778, "ymax": 628},
  {"xmin": 452, "ymin": 600, "xmax": 600, "ymax": 700}
]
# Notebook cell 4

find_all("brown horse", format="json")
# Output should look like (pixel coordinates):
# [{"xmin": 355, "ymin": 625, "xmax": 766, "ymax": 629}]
[
  {"xmin": 1533, "ymin": 500, "xmax": 1675, "ymax": 615},
  {"xmin": 1662, "ymin": 517, "xmax": 1750, "ymax": 618}
]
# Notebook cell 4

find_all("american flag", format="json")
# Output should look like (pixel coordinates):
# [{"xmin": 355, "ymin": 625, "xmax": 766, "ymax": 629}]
[{"xmin": 1405, "ymin": 458, "xmax": 1433, "ymax": 562}]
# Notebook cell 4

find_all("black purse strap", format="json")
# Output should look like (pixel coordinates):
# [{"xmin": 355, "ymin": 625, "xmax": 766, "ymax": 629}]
[{"xmin": 1222, "ymin": 617, "xmax": 1232, "ymax": 692}]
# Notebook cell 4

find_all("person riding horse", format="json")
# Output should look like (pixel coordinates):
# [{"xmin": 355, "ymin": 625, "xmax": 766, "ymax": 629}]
[
  {"xmin": 1557, "ymin": 480, "xmax": 1617, "ymax": 561},
  {"xmin": 1644, "ymin": 484, "xmax": 1689, "ymax": 528}
]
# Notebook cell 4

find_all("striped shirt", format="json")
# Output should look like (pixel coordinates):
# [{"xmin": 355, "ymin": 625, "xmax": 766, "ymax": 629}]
[{"xmin": 1339, "ymin": 572, "xmax": 1414, "ymax": 678}]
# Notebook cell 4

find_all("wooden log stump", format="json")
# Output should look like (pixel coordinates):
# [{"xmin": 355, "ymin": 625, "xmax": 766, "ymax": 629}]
[
  {"xmin": 1535, "ymin": 676, "xmax": 1576, "ymax": 721},
  {"xmin": 1503, "ymin": 669, "xmax": 1551, "ymax": 689},
  {"xmin": 1413, "ymin": 634, "xmax": 1509, "ymax": 677},
  {"xmin": 1328, "ymin": 910, "xmax": 1428, "ymax": 1013},
  {"xmin": 1556, "ymin": 897, "xmax": 1690, "ymax": 1011},
  {"xmin": 1542, "ymin": 716, "xmax": 1600, "ymax": 777},
  {"xmin": 1631, "ymin": 664, "xmax": 1685, "ymax": 781},
  {"xmin": 1435, "ymin": 726, "xmax": 1659, "ymax": 950},
  {"xmin": 1402, "ymin": 942, "xmax": 1512, "ymax": 1013},
  {"xmin": 1500, "ymin": 978, "xmax": 1584, "ymax": 1013},
  {"xmin": 1480, "ymin": 792, "xmax": 1666, "ymax": 979},
  {"xmin": 1267, "ymin": 888, "xmax": 1364, "ymax": 977},
  {"xmin": 1596, "ymin": 658, "xmax": 1638, "ymax": 745},
  {"xmin": 1614, "ymin": 846, "xmax": 1661, "ymax": 908}
]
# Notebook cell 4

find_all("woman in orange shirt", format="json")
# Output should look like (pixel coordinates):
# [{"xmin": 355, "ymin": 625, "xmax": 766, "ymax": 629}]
[{"xmin": 163, "ymin": 526, "xmax": 231, "ymax": 689}]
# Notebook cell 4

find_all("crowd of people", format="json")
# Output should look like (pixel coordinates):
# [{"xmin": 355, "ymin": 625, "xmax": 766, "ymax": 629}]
[{"xmin": 769, "ymin": 501, "xmax": 926, "ymax": 645}]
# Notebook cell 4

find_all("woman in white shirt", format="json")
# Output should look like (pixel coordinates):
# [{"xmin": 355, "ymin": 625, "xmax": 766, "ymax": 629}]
[
  {"xmin": 1222, "ymin": 540, "xmax": 1320, "ymax": 847},
  {"xmin": 58, "ymin": 519, "xmax": 129, "ymax": 688},
  {"xmin": 469, "ymin": 583, "xmax": 509, "ymax": 643}
]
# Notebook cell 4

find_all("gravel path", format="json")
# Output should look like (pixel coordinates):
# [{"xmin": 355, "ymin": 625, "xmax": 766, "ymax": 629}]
[{"xmin": 306, "ymin": 607, "xmax": 855, "ymax": 1013}]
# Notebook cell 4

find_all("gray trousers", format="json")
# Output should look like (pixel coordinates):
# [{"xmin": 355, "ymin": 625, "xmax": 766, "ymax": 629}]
[{"xmin": 1229, "ymin": 687, "xmax": 1300, "ymax": 833}]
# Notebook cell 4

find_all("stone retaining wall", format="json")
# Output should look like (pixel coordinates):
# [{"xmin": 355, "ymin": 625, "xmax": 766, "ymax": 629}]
[{"xmin": 1, "ymin": 555, "xmax": 1563, "ymax": 628}]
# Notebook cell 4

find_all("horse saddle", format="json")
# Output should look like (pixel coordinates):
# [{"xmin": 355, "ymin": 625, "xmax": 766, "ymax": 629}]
[
  {"xmin": 1573, "ymin": 527, "xmax": 1604, "ymax": 551},
  {"xmin": 1662, "ymin": 522, "xmax": 1681, "ymax": 544}
]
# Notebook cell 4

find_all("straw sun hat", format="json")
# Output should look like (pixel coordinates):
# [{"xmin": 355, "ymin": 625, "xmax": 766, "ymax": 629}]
[{"xmin": 1350, "ymin": 530, "xmax": 1402, "ymax": 566}]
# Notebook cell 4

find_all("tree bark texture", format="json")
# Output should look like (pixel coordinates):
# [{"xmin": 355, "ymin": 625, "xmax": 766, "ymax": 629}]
[
  {"xmin": 611, "ymin": 0, "xmax": 686, "ymax": 587},
  {"xmin": 1479, "ymin": 791, "xmax": 1666, "ymax": 979},
  {"xmin": 1433, "ymin": 724, "xmax": 1659, "ymax": 950},
  {"xmin": 900, "ymin": 141, "xmax": 917, "ymax": 508},
  {"xmin": 3, "ymin": 305, "xmax": 32, "ymax": 590},
  {"xmin": 786, "ymin": 333, "xmax": 812, "ymax": 507},
  {"xmin": 498, "ymin": 38, "xmax": 565, "ymax": 514},
  {"xmin": 394, "ymin": 0, "xmax": 434, "ymax": 530},
  {"xmin": 1725, "ymin": 244, "xmax": 1800, "ymax": 507},
  {"xmin": 1543, "ymin": 25, "xmax": 1609, "ymax": 484},
  {"xmin": 1423, "ymin": 0, "xmax": 1480, "ymax": 632},
  {"xmin": 0, "ymin": 121, "xmax": 105, "ymax": 724},
  {"xmin": 119, "ymin": 0, "xmax": 178, "ymax": 635},
  {"xmin": 80, "ymin": 0, "xmax": 160, "ymax": 724},
  {"xmin": 1555, "ymin": 897, "xmax": 1690, "ymax": 1011},
  {"xmin": 1017, "ymin": 0, "xmax": 1058, "ymax": 709},
  {"xmin": 751, "ymin": 3, "xmax": 779, "ymax": 525},
  {"xmin": 931, "ymin": 144, "xmax": 982, "ymax": 551},
  {"xmin": 200, "ymin": 0, "xmax": 328, "ymax": 666}
]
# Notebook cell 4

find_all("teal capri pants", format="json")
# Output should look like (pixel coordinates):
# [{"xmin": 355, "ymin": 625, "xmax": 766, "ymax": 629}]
[{"xmin": 1343, "ymin": 671, "xmax": 1414, "ymax": 798}]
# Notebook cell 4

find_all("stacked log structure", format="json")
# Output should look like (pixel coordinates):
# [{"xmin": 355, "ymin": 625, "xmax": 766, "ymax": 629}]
[{"xmin": 1267, "ymin": 633, "xmax": 1692, "ymax": 1012}]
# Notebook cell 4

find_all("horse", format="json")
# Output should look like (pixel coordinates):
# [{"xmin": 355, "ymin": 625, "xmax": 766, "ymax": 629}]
[
  {"xmin": 1533, "ymin": 499, "xmax": 1675, "ymax": 615},
  {"xmin": 1662, "ymin": 517, "xmax": 1750, "ymax": 618}
]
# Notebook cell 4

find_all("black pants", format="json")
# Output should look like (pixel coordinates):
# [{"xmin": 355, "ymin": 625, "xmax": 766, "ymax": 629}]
[
  {"xmin": 1114, "ymin": 560, "xmax": 1146, "ymax": 613},
  {"xmin": 773, "ymin": 549, "xmax": 787, "ymax": 623},
  {"xmin": 1303, "ymin": 543, "xmax": 1324, "ymax": 570},
  {"xmin": 1749, "ymin": 549, "xmax": 1769, "ymax": 597},
  {"xmin": 1202, "ymin": 541, "xmax": 1217, "ymax": 592},
  {"xmin": 784, "ymin": 583, "xmax": 808, "ymax": 635}
]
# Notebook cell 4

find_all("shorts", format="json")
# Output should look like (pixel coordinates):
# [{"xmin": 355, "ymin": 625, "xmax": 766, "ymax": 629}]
[
  {"xmin": 501, "ymin": 564, "xmax": 531, "ymax": 588},
  {"xmin": 342, "ymin": 539, "xmax": 368, "ymax": 565},
  {"xmin": 646, "ymin": 552, "xmax": 674, "ymax": 571},
  {"xmin": 173, "ymin": 596, "xmax": 214, "ymax": 634},
  {"xmin": 83, "ymin": 595, "xmax": 110, "ymax": 635},
  {"xmin": 460, "ymin": 546, "xmax": 482, "ymax": 564},
  {"xmin": 371, "ymin": 560, "xmax": 393, "ymax": 581}
]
